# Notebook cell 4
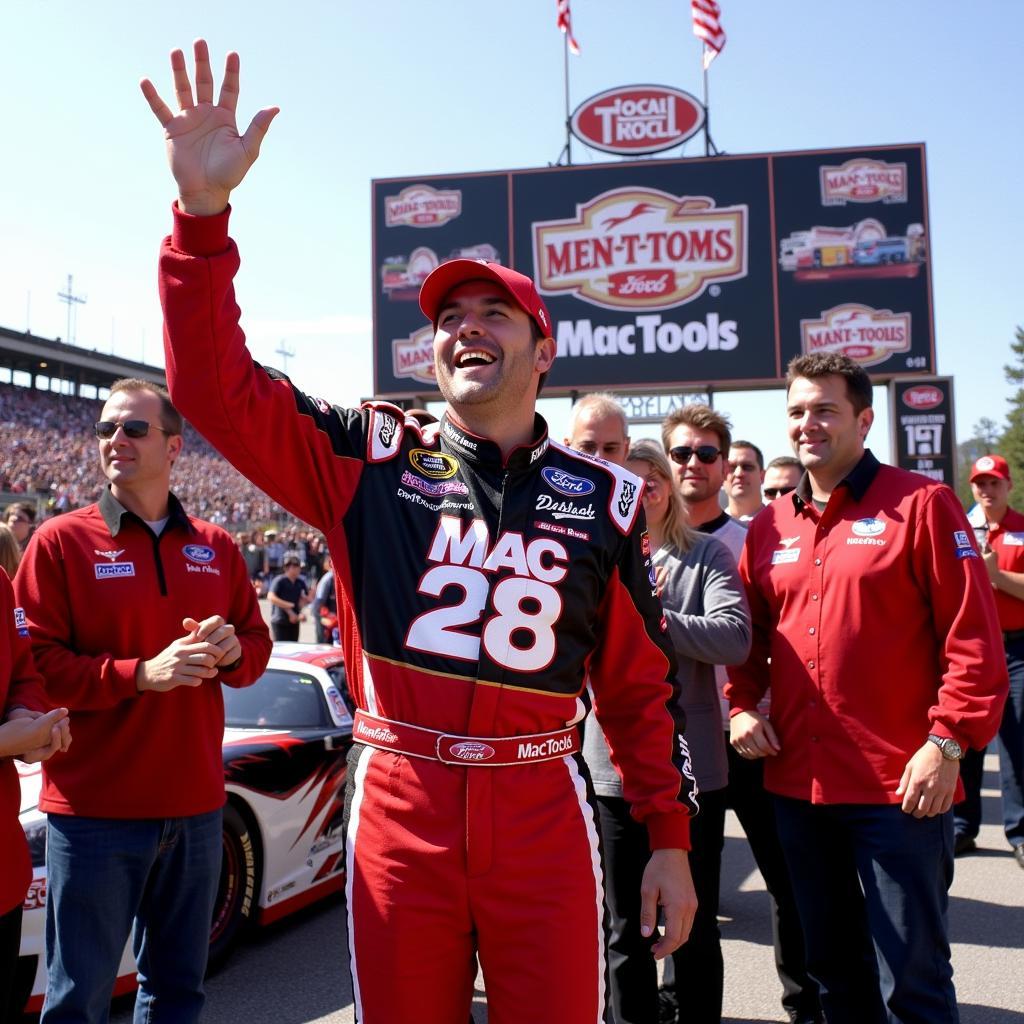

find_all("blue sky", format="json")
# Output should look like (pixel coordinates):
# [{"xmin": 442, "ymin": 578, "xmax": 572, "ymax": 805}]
[{"xmin": 1, "ymin": 0, "xmax": 1020, "ymax": 465}]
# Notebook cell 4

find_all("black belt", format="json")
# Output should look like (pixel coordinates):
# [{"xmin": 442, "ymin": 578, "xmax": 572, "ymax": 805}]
[{"xmin": 1003, "ymin": 629, "xmax": 1024, "ymax": 644}]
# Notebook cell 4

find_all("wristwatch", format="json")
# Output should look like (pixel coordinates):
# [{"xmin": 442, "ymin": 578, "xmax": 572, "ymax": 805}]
[{"xmin": 927, "ymin": 734, "xmax": 964, "ymax": 760}]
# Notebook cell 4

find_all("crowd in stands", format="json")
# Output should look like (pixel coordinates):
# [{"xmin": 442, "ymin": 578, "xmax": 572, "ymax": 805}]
[{"xmin": 0, "ymin": 381, "xmax": 291, "ymax": 527}]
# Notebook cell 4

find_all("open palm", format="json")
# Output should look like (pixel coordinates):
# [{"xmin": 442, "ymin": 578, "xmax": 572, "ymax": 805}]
[{"xmin": 141, "ymin": 39, "xmax": 278, "ymax": 215}]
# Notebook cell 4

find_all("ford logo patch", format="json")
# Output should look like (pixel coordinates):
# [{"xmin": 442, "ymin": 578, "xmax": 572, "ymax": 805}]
[
  {"xmin": 449, "ymin": 741, "xmax": 496, "ymax": 762},
  {"xmin": 183, "ymin": 544, "xmax": 216, "ymax": 564},
  {"xmin": 542, "ymin": 467, "xmax": 596, "ymax": 497},
  {"xmin": 851, "ymin": 518, "xmax": 886, "ymax": 537}
]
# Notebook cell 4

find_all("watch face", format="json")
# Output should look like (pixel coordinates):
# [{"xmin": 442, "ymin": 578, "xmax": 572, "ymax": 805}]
[{"xmin": 945, "ymin": 739, "xmax": 963, "ymax": 759}]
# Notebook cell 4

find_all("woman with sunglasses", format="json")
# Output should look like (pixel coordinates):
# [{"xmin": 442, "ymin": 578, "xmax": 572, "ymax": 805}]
[{"xmin": 584, "ymin": 439, "xmax": 751, "ymax": 1024}]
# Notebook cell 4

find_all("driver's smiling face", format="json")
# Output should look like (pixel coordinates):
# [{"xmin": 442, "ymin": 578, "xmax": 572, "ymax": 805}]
[{"xmin": 432, "ymin": 280, "xmax": 540, "ymax": 412}]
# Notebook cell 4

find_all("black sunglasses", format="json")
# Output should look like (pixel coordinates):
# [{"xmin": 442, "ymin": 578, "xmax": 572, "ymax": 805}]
[
  {"xmin": 94, "ymin": 419, "xmax": 169, "ymax": 440},
  {"xmin": 764, "ymin": 486, "xmax": 796, "ymax": 499},
  {"xmin": 669, "ymin": 445, "xmax": 721, "ymax": 466}
]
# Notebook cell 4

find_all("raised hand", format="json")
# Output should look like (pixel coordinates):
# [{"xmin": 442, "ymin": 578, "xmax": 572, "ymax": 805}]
[{"xmin": 140, "ymin": 39, "xmax": 278, "ymax": 216}]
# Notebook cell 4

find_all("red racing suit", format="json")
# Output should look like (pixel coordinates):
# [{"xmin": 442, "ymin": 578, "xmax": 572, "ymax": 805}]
[{"xmin": 159, "ymin": 205, "xmax": 697, "ymax": 1024}]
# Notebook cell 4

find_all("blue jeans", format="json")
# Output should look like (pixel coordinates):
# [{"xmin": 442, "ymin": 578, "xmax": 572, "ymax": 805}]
[
  {"xmin": 998, "ymin": 637, "xmax": 1024, "ymax": 849},
  {"xmin": 773, "ymin": 798, "xmax": 957, "ymax": 1024},
  {"xmin": 42, "ymin": 810, "xmax": 222, "ymax": 1024}
]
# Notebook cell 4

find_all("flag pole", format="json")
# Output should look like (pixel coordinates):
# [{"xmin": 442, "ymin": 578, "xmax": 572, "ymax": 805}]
[
  {"xmin": 564, "ymin": 33, "xmax": 572, "ymax": 165},
  {"xmin": 702, "ymin": 51, "xmax": 710, "ymax": 157}
]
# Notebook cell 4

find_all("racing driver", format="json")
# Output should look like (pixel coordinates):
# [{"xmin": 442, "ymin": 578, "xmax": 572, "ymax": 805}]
[{"xmin": 143, "ymin": 40, "xmax": 698, "ymax": 1024}]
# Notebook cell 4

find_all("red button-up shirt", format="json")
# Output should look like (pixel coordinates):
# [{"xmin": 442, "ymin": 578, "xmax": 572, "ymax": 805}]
[
  {"xmin": 726, "ymin": 451, "xmax": 1008, "ymax": 805},
  {"xmin": 980, "ymin": 506, "xmax": 1024, "ymax": 633}
]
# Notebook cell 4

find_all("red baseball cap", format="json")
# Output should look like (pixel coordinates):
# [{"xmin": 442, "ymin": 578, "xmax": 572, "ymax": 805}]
[
  {"xmin": 418, "ymin": 260, "xmax": 553, "ymax": 338},
  {"xmin": 969, "ymin": 454, "xmax": 1011, "ymax": 483}
]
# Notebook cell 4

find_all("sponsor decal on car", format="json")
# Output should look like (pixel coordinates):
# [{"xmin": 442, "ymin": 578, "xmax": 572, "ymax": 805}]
[
  {"xmin": 409, "ymin": 449, "xmax": 459, "ymax": 479},
  {"xmin": 95, "ymin": 562, "xmax": 135, "ymax": 579},
  {"xmin": 384, "ymin": 184, "xmax": 462, "ymax": 228},
  {"xmin": 541, "ymin": 467, "xmax": 596, "ymax": 498},
  {"xmin": 819, "ymin": 158, "xmax": 908, "ymax": 206},
  {"xmin": 533, "ymin": 188, "xmax": 747, "ymax": 311},
  {"xmin": 183, "ymin": 544, "xmax": 217, "ymax": 564},
  {"xmin": 800, "ymin": 304, "xmax": 911, "ymax": 367}
]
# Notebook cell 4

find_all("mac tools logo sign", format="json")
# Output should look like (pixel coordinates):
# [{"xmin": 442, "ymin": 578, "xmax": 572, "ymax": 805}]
[
  {"xmin": 533, "ymin": 188, "xmax": 747, "ymax": 312},
  {"xmin": 570, "ymin": 85, "xmax": 705, "ymax": 157},
  {"xmin": 800, "ymin": 303, "xmax": 911, "ymax": 367},
  {"xmin": 819, "ymin": 158, "xmax": 908, "ymax": 206}
]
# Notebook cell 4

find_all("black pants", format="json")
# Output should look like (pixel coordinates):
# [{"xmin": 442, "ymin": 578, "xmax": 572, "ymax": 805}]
[
  {"xmin": 727, "ymin": 744, "xmax": 822, "ymax": 1022},
  {"xmin": 272, "ymin": 620, "xmax": 300, "ymax": 642},
  {"xmin": 597, "ymin": 788, "xmax": 727, "ymax": 1024},
  {"xmin": 0, "ymin": 904, "xmax": 23, "ymax": 1022}
]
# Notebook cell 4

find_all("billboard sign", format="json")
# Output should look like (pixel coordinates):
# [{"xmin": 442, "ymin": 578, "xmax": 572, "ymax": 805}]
[
  {"xmin": 889, "ymin": 376, "xmax": 956, "ymax": 487},
  {"xmin": 372, "ymin": 144, "xmax": 934, "ymax": 398},
  {"xmin": 569, "ymin": 85, "xmax": 705, "ymax": 156}
]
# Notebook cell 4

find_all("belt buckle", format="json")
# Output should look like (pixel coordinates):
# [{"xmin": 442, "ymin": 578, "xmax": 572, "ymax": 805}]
[{"xmin": 437, "ymin": 735, "xmax": 501, "ymax": 766}]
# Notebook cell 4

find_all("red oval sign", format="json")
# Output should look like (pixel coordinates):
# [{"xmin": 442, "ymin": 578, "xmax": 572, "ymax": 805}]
[
  {"xmin": 902, "ymin": 385, "xmax": 943, "ymax": 410},
  {"xmin": 449, "ymin": 741, "xmax": 496, "ymax": 762},
  {"xmin": 571, "ymin": 85, "xmax": 705, "ymax": 156}
]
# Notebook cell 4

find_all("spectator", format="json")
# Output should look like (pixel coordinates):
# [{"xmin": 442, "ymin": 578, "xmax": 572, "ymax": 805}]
[
  {"xmin": 763, "ymin": 456, "xmax": 802, "ymax": 503},
  {"xmin": 264, "ymin": 530, "xmax": 285, "ymax": 576},
  {"xmin": 583, "ymin": 439, "xmax": 750, "ymax": 1024},
  {"xmin": 724, "ymin": 440, "xmax": 764, "ymax": 522},
  {"xmin": 0, "ymin": 526, "xmax": 20, "ymax": 580},
  {"xmin": 3, "ymin": 502, "xmax": 36, "ymax": 553},
  {"xmin": 311, "ymin": 555, "xmax": 337, "ymax": 645},
  {"xmin": 727, "ymin": 353, "xmax": 1007, "ymax": 1023},
  {"xmin": 267, "ymin": 557, "xmax": 309, "ymax": 642},
  {"xmin": 663, "ymin": 409, "xmax": 820, "ymax": 1022},
  {"xmin": 564, "ymin": 392, "xmax": 631, "ymax": 463},
  {"xmin": 0, "ymin": 572, "xmax": 70, "ymax": 1022},
  {"xmin": 956, "ymin": 455, "xmax": 1024, "ymax": 869},
  {"xmin": 15, "ymin": 378, "xmax": 271, "ymax": 1023},
  {"xmin": 661, "ymin": 404, "xmax": 746, "ymax": 557}
]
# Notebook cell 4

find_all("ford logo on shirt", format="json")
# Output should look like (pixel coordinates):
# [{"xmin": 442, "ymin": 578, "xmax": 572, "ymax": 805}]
[
  {"xmin": 542, "ymin": 468, "xmax": 596, "ymax": 497},
  {"xmin": 851, "ymin": 518, "xmax": 886, "ymax": 537},
  {"xmin": 183, "ymin": 544, "xmax": 217, "ymax": 564}
]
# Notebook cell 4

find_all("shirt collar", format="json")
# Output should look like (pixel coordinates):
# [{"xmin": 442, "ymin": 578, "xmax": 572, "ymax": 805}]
[
  {"xmin": 438, "ymin": 412, "xmax": 550, "ymax": 472},
  {"xmin": 696, "ymin": 510, "xmax": 734, "ymax": 535},
  {"xmin": 792, "ymin": 449, "xmax": 881, "ymax": 510},
  {"xmin": 99, "ymin": 487, "xmax": 194, "ymax": 538}
]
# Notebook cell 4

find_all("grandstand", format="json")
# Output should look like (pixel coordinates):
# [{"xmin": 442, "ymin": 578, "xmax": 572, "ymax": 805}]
[{"xmin": 0, "ymin": 326, "xmax": 293, "ymax": 528}]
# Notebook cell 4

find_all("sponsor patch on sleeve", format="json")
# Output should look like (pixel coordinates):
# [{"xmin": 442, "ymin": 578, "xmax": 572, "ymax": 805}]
[
  {"xmin": 13, "ymin": 607, "xmax": 29, "ymax": 638},
  {"xmin": 953, "ymin": 530, "xmax": 979, "ymax": 559}
]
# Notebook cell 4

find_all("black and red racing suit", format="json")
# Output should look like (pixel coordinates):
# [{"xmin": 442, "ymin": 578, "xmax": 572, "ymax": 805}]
[{"xmin": 159, "ymin": 205, "xmax": 698, "ymax": 1024}]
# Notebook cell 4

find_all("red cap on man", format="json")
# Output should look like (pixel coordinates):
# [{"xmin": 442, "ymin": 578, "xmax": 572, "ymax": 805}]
[
  {"xmin": 419, "ymin": 260, "xmax": 553, "ymax": 338},
  {"xmin": 969, "ymin": 454, "xmax": 1011, "ymax": 483}
]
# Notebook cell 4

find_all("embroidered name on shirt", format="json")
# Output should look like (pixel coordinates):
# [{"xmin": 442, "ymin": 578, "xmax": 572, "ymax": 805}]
[
  {"xmin": 95, "ymin": 562, "xmax": 135, "ymax": 579},
  {"xmin": 772, "ymin": 548, "xmax": 801, "ymax": 564}
]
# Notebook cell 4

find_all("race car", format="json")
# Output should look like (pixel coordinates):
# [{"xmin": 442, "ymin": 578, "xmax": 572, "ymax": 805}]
[{"xmin": 15, "ymin": 643, "xmax": 354, "ymax": 1014}]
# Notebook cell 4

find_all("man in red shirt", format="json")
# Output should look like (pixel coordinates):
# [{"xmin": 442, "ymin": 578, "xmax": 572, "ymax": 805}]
[
  {"xmin": 959, "ymin": 455, "xmax": 1024, "ymax": 869},
  {"xmin": 16, "ymin": 379, "xmax": 271, "ymax": 1023},
  {"xmin": 727, "ymin": 354, "xmax": 1007, "ymax": 1024}
]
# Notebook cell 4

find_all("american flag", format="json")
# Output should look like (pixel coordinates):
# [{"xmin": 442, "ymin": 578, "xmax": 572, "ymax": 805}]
[
  {"xmin": 556, "ymin": 0, "xmax": 581, "ymax": 55},
  {"xmin": 691, "ymin": 0, "xmax": 726, "ymax": 69}
]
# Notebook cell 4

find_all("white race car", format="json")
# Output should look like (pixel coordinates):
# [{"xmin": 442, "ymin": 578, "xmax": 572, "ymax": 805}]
[{"xmin": 16, "ymin": 643, "xmax": 354, "ymax": 1014}]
